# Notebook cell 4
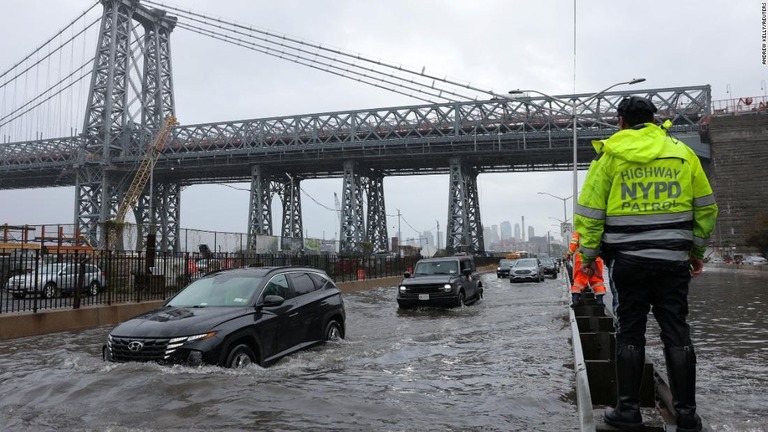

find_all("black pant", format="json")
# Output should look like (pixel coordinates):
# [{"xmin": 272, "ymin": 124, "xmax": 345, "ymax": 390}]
[{"xmin": 608, "ymin": 256, "xmax": 693, "ymax": 349}]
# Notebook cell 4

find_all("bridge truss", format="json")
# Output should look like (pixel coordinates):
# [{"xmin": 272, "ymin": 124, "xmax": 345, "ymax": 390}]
[{"xmin": 0, "ymin": 0, "xmax": 712, "ymax": 255}]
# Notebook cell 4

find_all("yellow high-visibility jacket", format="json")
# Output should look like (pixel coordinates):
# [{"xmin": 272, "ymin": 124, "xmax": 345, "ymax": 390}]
[{"xmin": 574, "ymin": 122, "xmax": 718, "ymax": 263}]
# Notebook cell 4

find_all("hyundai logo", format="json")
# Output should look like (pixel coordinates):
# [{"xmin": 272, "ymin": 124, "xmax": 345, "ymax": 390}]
[{"xmin": 128, "ymin": 341, "xmax": 144, "ymax": 352}]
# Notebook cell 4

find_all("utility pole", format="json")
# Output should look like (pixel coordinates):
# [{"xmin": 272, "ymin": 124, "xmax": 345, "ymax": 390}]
[
  {"xmin": 397, "ymin": 209, "xmax": 402, "ymax": 257},
  {"xmin": 435, "ymin": 219, "xmax": 440, "ymax": 252}
]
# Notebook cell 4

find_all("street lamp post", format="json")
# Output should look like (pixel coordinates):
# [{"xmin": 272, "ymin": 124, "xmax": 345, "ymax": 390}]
[
  {"xmin": 538, "ymin": 192, "xmax": 571, "ymax": 227},
  {"xmin": 510, "ymin": 78, "xmax": 646, "ymax": 219},
  {"xmin": 539, "ymin": 192, "xmax": 572, "ymax": 247}
]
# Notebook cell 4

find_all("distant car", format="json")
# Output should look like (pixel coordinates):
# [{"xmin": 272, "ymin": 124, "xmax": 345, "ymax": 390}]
[
  {"xmin": 496, "ymin": 259, "xmax": 516, "ymax": 278},
  {"xmin": 397, "ymin": 255, "xmax": 483, "ymax": 309},
  {"xmin": 744, "ymin": 256, "xmax": 767, "ymax": 265},
  {"xmin": 103, "ymin": 266, "xmax": 345, "ymax": 368},
  {"xmin": 707, "ymin": 257, "xmax": 725, "ymax": 264},
  {"xmin": 509, "ymin": 258, "xmax": 544, "ymax": 283},
  {"xmin": 5, "ymin": 262, "xmax": 106, "ymax": 299},
  {"xmin": 540, "ymin": 257, "xmax": 558, "ymax": 279}
]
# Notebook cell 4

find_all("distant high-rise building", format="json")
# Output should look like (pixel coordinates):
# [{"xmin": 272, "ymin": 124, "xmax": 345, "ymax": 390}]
[
  {"xmin": 423, "ymin": 230, "xmax": 434, "ymax": 247},
  {"xmin": 491, "ymin": 224, "xmax": 499, "ymax": 244},
  {"xmin": 483, "ymin": 226, "xmax": 492, "ymax": 244},
  {"xmin": 514, "ymin": 223, "xmax": 521, "ymax": 240},
  {"xmin": 500, "ymin": 221, "xmax": 512, "ymax": 240},
  {"xmin": 528, "ymin": 225, "xmax": 535, "ymax": 240}
]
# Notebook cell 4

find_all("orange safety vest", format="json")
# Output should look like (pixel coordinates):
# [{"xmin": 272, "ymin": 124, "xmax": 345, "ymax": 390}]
[{"xmin": 569, "ymin": 232, "xmax": 605, "ymax": 294}]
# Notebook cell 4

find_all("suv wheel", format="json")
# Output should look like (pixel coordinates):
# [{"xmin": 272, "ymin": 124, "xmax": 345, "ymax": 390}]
[
  {"xmin": 42, "ymin": 283, "xmax": 58, "ymax": 299},
  {"xmin": 455, "ymin": 291, "xmax": 465, "ymax": 308},
  {"xmin": 324, "ymin": 320, "xmax": 343, "ymax": 341},
  {"xmin": 225, "ymin": 344, "xmax": 256, "ymax": 368}
]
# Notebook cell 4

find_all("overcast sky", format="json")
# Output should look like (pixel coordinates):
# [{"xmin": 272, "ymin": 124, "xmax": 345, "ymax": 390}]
[{"xmin": 0, "ymin": 0, "xmax": 764, "ymax": 246}]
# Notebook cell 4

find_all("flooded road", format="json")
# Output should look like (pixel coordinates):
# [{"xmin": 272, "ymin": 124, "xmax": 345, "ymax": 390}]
[
  {"xmin": 0, "ymin": 268, "xmax": 766, "ymax": 431},
  {"xmin": 0, "ymin": 274, "xmax": 577, "ymax": 431}
]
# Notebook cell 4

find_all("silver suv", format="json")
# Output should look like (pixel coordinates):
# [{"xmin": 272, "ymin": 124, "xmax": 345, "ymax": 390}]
[{"xmin": 6, "ymin": 263, "xmax": 106, "ymax": 299}]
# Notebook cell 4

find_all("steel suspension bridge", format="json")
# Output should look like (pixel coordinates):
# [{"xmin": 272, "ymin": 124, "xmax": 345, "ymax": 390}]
[{"xmin": 0, "ymin": 0, "xmax": 711, "ymax": 255}]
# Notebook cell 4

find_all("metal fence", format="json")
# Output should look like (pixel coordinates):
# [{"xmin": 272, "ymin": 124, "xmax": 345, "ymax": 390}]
[
  {"xmin": 1, "ymin": 223, "xmax": 341, "ymax": 255},
  {"xmin": 0, "ymin": 247, "xmax": 499, "ymax": 315}
]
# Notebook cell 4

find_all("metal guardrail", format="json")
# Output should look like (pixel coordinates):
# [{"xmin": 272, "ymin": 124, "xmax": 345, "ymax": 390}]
[{"xmin": 570, "ymin": 306, "xmax": 597, "ymax": 431}]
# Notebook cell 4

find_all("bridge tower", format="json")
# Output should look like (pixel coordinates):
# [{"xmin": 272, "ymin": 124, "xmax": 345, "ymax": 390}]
[
  {"xmin": 280, "ymin": 174, "xmax": 303, "ymax": 251},
  {"xmin": 446, "ymin": 157, "xmax": 485, "ymax": 255},
  {"xmin": 247, "ymin": 165, "xmax": 273, "ymax": 249},
  {"xmin": 339, "ymin": 161, "xmax": 365, "ymax": 255},
  {"xmin": 77, "ymin": 0, "xmax": 177, "ymax": 249},
  {"xmin": 364, "ymin": 170, "xmax": 389, "ymax": 253}
]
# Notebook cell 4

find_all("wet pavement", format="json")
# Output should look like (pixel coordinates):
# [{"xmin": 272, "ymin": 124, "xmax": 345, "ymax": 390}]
[{"xmin": 0, "ymin": 267, "xmax": 766, "ymax": 431}]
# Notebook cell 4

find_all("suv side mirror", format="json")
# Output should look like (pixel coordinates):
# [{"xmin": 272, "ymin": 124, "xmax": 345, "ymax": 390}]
[
  {"xmin": 262, "ymin": 294, "xmax": 285, "ymax": 307},
  {"xmin": 462, "ymin": 268, "xmax": 472, "ymax": 277},
  {"xmin": 403, "ymin": 271, "xmax": 411, "ymax": 278}
]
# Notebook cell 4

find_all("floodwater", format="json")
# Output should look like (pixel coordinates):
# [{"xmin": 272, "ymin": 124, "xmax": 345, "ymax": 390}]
[
  {"xmin": 647, "ymin": 267, "xmax": 768, "ymax": 432},
  {"xmin": 0, "ymin": 268, "xmax": 766, "ymax": 431}
]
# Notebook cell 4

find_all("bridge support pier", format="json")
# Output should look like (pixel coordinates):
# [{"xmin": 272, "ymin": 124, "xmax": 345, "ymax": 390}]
[
  {"xmin": 446, "ymin": 157, "xmax": 485, "ymax": 255},
  {"xmin": 339, "ymin": 161, "xmax": 365, "ymax": 255},
  {"xmin": 279, "ymin": 174, "xmax": 303, "ymax": 252},
  {"xmin": 364, "ymin": 170, "xmax": 389, "ymax": 253},
  {"xmin": 248, "ymin": 165, "xmax": 274, "ymax": 250}
]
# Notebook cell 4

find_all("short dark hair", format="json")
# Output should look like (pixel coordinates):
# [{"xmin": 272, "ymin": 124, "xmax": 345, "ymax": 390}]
[{"xmin": 617, "ymin": 96, "xmax": 657, "ymax": 127}]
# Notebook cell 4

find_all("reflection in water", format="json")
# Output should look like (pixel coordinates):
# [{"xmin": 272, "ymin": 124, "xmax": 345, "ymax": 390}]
[{"xmin": 0, "ymin": 269, "xmax": 766, "ymax": 431}]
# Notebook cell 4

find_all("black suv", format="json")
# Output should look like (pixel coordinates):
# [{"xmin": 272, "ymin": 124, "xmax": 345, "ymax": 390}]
[
  {"xmin": 540, "ymin": 257, "xmax": 559, "ymax": 279},
  {"xmin": 397, "ymin": 256, "xmax": 483, "ymax": 309},
  {"xmin": 103, "ymin": 266, "xmax": 345, "ymax": 368}
]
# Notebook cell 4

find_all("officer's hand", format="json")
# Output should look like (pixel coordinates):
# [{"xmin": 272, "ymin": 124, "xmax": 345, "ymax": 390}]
[
  {"xmin": 689, "ymin": 258, "xmax": 704, "ymax": 277},
  {"xmin": 580, "ymin": 261, "xmax": 598, "ymax": 277}
]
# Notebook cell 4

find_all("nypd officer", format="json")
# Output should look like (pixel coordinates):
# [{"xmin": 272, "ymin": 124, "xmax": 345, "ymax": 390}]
[{"xmin": 574, "ymin": 95, "xmax": 717, "ymax": 431}]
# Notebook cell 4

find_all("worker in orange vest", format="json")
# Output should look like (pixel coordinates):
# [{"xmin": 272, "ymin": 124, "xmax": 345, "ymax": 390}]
[{"xmin": 566, "ymin": 231, "xmax": 605, "ymax": 307}]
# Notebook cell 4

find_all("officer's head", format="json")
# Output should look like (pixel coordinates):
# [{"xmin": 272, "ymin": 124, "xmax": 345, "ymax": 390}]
[{"xmin": 617, "ymin": 96, "xmax": 657, "ymax": 129}]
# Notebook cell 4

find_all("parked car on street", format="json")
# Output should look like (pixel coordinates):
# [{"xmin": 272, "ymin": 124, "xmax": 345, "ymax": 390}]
[
  {"xmin": 496, "ymin": 259, "xmax": 516, "ymax": 278},
  {"xmin": 743, "ymin": 255, "xmax": 767, "ymax": 265},
  {"xmin": 103, "ymin": 266, "xmax": 346, "ymax": 368},
  {"xmin": 540, "ymin": 257, "xmax": 559, "ymax": 279},
  {"xmin": 397, "ymin": 255, "xmax": 483, "ymax": 309},
  {"xmin": 509, "ymin": 258, "xmax": 545, "ymax": 283},
  {"xmin": 5, "ymin": 262, "xmax": 106, "ymax": 299}
]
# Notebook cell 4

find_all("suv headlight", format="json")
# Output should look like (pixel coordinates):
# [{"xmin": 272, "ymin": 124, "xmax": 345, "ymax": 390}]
[
  {"xmin": 443, "ymin": 284, "xmax": 453, "ymax": 292},
  {"xmin": 399, "ymin": 285, "xmax": 407, "ymax": 293}
]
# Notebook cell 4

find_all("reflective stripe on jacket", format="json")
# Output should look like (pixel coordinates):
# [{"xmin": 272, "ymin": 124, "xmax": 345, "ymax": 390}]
[{"xmin": 574, "ymin": 122, "xmax": 718, "ymax": 263}]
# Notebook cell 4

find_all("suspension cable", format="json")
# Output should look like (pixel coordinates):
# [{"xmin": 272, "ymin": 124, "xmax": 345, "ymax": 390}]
[
  {"xmin": 170, "ymin": 10, "xmax": 478, "ymax": 103},
  {"xmin": 0, "ymin": 59, "xmax": 94, "ymax": 129},
  {"xmin": 0, "ymin": 1, "xmax": 99, "ymax": 82},
  {"xmin": 145, "ymin": 0, "xmax": 496, "ymax": 101},
  {"xmin": 175, "ymin": 23, "xmax": 440, "ymax": 104}
]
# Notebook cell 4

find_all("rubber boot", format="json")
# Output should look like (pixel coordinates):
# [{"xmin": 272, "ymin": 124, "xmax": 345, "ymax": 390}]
[
  {"xmin": 665, "ymin": 345, "xmax": 702, "ymax": 432},
  {"xmin": 570, "ymin": 292, "xmax": 581, "ymax": 308},
  {"xmin": 595, "ymin": 294, "xmax": 604, "ymax": 305},
  {"xmin": 604, "ymin": 344, "xmax": 645, "ymax": 431}
]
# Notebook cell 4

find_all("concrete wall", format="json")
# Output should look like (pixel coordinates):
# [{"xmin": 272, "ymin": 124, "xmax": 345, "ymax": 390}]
[{"xmin": 707, "ymin": 114, "xmax": 768, "ymax": 253}]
